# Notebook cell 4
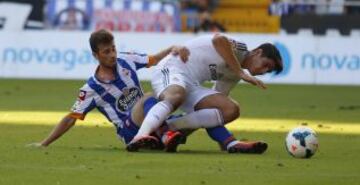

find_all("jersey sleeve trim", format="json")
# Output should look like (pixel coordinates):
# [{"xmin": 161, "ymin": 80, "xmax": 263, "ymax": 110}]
[
  {"xmin": 68, "ymin": 112, "xmax": 85, "ymax": 120},
  {"xmin": 147, "ymin": 55, "xmax": 156, "ymax": 68}
]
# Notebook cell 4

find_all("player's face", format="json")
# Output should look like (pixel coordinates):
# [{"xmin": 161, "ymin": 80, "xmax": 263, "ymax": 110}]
[
  {"xmin": 94, "ymin": 42, "xmax": 117, "ymax": 68},
  {"xmin": 247, "ymin": 49, "xmax": 275, "ymax": 76}
]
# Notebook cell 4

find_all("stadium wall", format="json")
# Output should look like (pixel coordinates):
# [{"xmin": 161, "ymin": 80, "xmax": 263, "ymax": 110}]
[{"xmin": 0, "ymin": 31, "xmax": 359, "ymax": 85}]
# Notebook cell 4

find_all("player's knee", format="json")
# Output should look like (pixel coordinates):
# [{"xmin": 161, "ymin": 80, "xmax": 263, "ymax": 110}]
[
  {"xmin": 161, "ymin": 86, "xmax": 186, "ymax": 109},
  {"xmin": 222, "ymin": 103, "xmax": 240, "ymax": 123},
  {"xmin": 167, "ymin": 92, "xmax": 186, "ymax": 108}
]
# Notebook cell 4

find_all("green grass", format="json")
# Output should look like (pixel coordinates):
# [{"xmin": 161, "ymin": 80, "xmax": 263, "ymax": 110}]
[{"xmin": 0, "ymin": 79, "xmax": 359, "ymax": 185}]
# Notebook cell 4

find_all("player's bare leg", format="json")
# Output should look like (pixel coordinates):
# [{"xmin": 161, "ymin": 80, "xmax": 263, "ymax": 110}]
[{"xmin": 131, "ymin": 93, "xmax": 153, "ymax": 126}]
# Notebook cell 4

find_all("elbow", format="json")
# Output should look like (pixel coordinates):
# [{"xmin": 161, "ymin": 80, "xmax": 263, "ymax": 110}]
[{"xmin": 212, "ymin": 34, "xmax": 228, "ymax": 48}]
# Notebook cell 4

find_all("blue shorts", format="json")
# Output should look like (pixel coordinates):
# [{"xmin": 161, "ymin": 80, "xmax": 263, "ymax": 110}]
[
  {"xmin": 116, "ymin": 113, "xmax": 139, "ymax": 144},
  {"xmin": 116, "ymin": 96, "xmax": 158, "ymax": 144}
]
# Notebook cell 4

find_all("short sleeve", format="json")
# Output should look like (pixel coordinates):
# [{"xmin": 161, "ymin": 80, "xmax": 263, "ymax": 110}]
[
  {"xmin": 118, "ymin": 52, "xmax": 149, "ymax": 70},
  {"xmin": 69, "ymin": 86, "xmax": 96, "ymax": 120}
]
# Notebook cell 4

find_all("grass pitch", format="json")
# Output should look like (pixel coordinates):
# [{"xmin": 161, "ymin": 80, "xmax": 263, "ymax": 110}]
[{"xmin": 0, "ymin": 79, "xmax": 359, "ymax": 185}]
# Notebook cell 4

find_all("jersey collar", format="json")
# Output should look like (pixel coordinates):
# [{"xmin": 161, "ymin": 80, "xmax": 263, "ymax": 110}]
[{"xmin": 93, "ymin": 63, "xmax": 120, "ymax": 84}]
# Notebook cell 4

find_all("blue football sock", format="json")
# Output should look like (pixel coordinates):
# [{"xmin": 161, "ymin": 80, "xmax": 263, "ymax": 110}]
[
  {"xmin": 143, "ymin": 96, "xmax": 158, "ymax": 116},
  {"xmin": 206, "ymin": 126, "xmax": 234, "ymax": 145}
]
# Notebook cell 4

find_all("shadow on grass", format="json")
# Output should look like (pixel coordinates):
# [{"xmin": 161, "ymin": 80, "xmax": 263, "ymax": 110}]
[{"xmin": 2, "ymin": 122, "xmax": 360, "ymax": 158}]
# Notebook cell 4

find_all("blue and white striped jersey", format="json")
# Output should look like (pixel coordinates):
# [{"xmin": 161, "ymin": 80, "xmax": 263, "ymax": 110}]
[{"xmin": 70, "ymin": 52, "xmax": 150, "ymax": 128}]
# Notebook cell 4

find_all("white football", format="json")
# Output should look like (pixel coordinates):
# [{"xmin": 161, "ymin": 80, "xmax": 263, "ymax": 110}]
[{"xmin": 285, "ymin": 126, "xmax": 319, "ymax": 158}]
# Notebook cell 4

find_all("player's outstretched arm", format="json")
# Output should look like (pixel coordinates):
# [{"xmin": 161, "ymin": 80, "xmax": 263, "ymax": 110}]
[
  {"xmin": 149, "ymin": 45, "xmax": 189, "ymax": 66},
  {"xmin": 28, "ymin": 114, "xmax": 77, "ymax": 147},
  {"xmin": 212, "ymin": 34, "xmax": 266, "ymax": 89},
  {"xmin": 170, "ymin": 45, "xmax": 190, "ymax": 62}
]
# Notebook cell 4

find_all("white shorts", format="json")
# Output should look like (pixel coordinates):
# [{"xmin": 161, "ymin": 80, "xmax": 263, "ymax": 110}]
[
  {"xmin": 180, "ymin": 85, "xmax": 220, "ymax": 113},
  {"xmin": 151, "ymin": 55, "xmax": 220, "ymax": 113}
]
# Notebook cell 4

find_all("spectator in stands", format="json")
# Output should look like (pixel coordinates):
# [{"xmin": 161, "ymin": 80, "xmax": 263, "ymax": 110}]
[
  {"xmin": 314, "ymin": 0, "xmax": 345, "ymax": 15},
  {"xmin": 291, "ymin": 0, "xmax": 315, "ymax": 14},
  {"xmin": 204, "ymin": 0, "xmax": 219, "ymax": 12},
  {"xmin": 269, "ymin": 0, "xmax": 291, "ymax": 16},
  {"xmin": 193, "ymin": 10, "xmax": 226, "ymax": 33},
  {"xmin": 328, "ymin": 0, "xmax": 345, "ymax": 14},
  {"xmin": 0, "ymin": 17, "xmax": 4, "ymax": 29},
  {"xmin": 346, "ymin": 0, "xmax": 360, "ymax": 14},
  {"xmin": 180, "ymin": 0, "xmax": 218, "ymax": 12},
  {"xmin": 54, "ymin": 7, "xmax": 89, "ymax": 30},
  {"xmin": 315, "ymin": 0, "xmax": 330, "ymax": 15}
]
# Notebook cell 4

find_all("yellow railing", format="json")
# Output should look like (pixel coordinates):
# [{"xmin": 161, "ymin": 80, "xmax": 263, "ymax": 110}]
[{"xmin": 212, "ymin": 14, "xmax": 280, "ymax": 33}]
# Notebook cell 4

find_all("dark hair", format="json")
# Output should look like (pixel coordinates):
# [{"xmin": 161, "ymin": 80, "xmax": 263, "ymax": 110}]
[
  {"xmin": 256, "ymin": 43, "xmax": 283, "ymax": 74},
  {"xmin": 89, "ymin": 29, "xmax": 114, "ymax": 53}
]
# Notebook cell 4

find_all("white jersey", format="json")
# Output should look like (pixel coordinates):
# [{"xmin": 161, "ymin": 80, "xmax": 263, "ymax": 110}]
[
  {"xmin": 182, "ymin": 35, "xmax": 246, "ymax": 84},
  {"xmin": 152, "ymin": 34, "xmax": 249, "ymax": 97},
  {"xmin": 151, "ymin": 35, "xmax": 248, "ymax": 111},
  {"xmin": 181, "ymin": 35, "xmax": 248, "ymax": 95},
  {"xmin": 182, "ymin": 35, "xmax": 226, "ymax": 83}
]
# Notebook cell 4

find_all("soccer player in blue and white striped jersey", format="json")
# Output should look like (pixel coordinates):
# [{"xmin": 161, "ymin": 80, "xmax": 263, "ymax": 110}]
[{"xmin": 31, "ymin": 29, "xmax": 189, "ymax": 148}]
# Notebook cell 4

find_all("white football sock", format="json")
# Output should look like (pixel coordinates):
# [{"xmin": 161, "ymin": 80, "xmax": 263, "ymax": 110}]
[
  {"xmin": 166, "ymin": 108, "xmax": 224, "ymax": 130},
  {"xmin": 134, "ymin": 101, "xmax": 173, "ymax": 139},
  {"xmin": 226, "ymin": 140, "xmax": 240, "ymax": 150}
]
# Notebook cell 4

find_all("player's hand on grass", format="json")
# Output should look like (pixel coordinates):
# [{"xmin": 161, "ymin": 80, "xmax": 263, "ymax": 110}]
[
  {"xmin": 238, "ymin": 70, "xmax": 267, "ymax": 90},
  {"xmin": 171, "ymin": 46, "xmax": 190, "ymax": 62},
  {"xmin": 26, "ymin": 142, "xmax": 46, "ymax": 148}
]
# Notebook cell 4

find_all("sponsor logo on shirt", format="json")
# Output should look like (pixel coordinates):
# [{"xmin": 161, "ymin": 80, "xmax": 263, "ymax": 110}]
[
  {"xmin": 116, "ymin": 87, "xmax": 141, "ymax": 112},
  {"xmin": 209, "ymin": 64, "xmax": 218, "ymax": 80}
]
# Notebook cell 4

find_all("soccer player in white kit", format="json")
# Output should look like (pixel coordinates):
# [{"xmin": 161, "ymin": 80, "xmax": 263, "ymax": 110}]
[{"xmin": 129, "ymin": 34, "xmax": 283, "ymax": 153}]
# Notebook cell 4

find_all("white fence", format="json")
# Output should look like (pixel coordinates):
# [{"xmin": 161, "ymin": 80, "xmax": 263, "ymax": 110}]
[{"xmin": 0, "ymin": 31, "xmax": 359, "ymax": 85}]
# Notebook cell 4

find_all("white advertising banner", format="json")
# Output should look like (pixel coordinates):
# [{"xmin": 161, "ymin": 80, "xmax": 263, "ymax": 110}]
[
  {"xmin": 0, "ymin": 31, "xmax": 97, "ymax": 79},
  {"xmin": 0, "ymin": 31, "xmax": 359, "ymax": 85},
  {"xmin": 235, "ymin": 34, "xmax": 360, "ymax": 85}
]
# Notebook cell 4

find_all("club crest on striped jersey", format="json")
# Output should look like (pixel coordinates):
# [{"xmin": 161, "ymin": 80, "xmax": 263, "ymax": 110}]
[
  {"xmin": 78, "ymin": 90, "xmax": 87, "ymax": 101},
  {"xmin": 121, "ymin": 68, "xmax": 130, "ymax": 76},
  {"xmin": 116, "ymin": 87, "xmax": 141, "ymax": 112}
]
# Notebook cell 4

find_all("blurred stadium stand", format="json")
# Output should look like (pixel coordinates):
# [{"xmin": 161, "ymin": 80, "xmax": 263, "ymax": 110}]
[
  {"xmin": 272, "ymin": 0, "xmax": 360, "ymax": 36},
  {"xmin": 0, "ymin": 0, "xmax": 359, "ymax": 36},
  {"xmin": 211, "ymin": 0, "xmax": 280, "ymax": 33},
  {"xmin": 0, "ymin": 0, "xmax": 181, "ymax": 32},
  {"xmin": 180, "ymin": 0, "xmax": 360, "ymax": 35},
  {"xmin": 45, "ymin": 0, "xmax": 181, "ymax": 32},
  {"xmin": 0, "ymin": 0, "xmax": 45, "ymax": 29}
]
